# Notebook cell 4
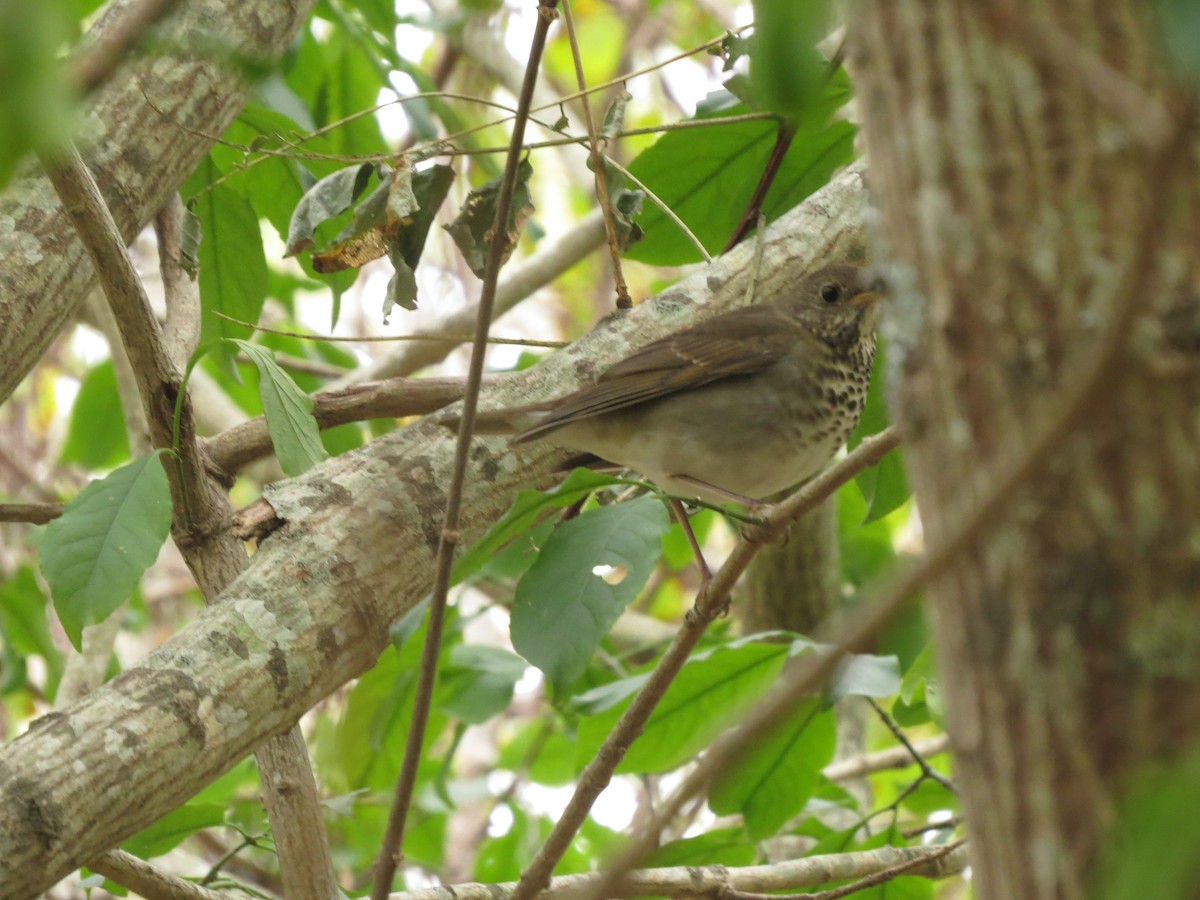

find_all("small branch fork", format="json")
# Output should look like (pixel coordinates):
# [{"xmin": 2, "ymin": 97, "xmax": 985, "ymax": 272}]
[
  {"xmin": 369, "ymin": 3, "xmax": 562, "ymax": 899},
  {"xmin": 867, "ymin": 699, "xmax": 956, "ymax": 795}
]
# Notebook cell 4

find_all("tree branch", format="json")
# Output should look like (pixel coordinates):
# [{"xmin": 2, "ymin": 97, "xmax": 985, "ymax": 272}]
[
  {"xmin": 385, "ymin": 842, "xmax": 967, "ymax": 900},
  {"xmin": 0, "ymin": 502, "xmax": 64, "ymax": 524},
  {"xmin": 86, "ymin": 849, "xmax": 232, "ymax": 900},
  {"xmin": 205, "ymin": 376, "xmax": 480, "ymax": 475}
]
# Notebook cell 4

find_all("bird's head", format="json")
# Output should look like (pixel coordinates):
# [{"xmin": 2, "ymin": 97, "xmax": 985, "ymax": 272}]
[{"xmin": 791, "ymin": 263, "xmax": 886, "ymax": 348}]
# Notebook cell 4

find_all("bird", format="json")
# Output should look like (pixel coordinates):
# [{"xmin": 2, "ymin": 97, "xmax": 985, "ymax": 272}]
[{"xmin": 460, "ymin": 263, "xmax": 884, "ymax": 506}]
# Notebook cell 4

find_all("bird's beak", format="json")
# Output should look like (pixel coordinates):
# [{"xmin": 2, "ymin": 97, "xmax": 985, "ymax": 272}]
[
  {"xmin": 850, "ymin": 289, "xmax": 883, "ymax": 307},
  {"xmin": 850, "ymin": 272, "xmax": 887, "ymax": 306}
]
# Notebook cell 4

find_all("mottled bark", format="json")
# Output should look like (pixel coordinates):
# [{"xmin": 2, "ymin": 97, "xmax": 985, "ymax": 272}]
[
  {"xmin": 0, "ymin": 168, "xmax": 868, "ymax": 897},
  {"xmin": 853, "ymin": 3, "xmax": 1200, "ymax": 898}
]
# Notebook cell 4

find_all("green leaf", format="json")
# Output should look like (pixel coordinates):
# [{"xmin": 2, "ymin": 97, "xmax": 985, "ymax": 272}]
[
  {"xmin": 645, "ymin": 827, "xmax": 757, "ymax": 868},
  {"xmin": 60, "ymin": 360, "xmax": 130, "ymax": 470},
  {"xmin": 575, "ymin": 639, "xmax": 791, "ymax": 773},
  {"xmin": 511, "ymin": 497, "xmax": 670, "ymax": 695},
  {"xmin": 837, "ymin": 478, "xmax": 895, "ymax": 587},
  {"xmin": 121, "ymin": 803, "xmax": 226, "ymax": 859},
  {"xmin": 231, "ymin": 340, "xmax": 327, "ymax": 476},
  {"xmin": 624, "ymin": 85, "xmax": 854, "ymax": 265},
  {"xmin": 213, "ymin": 104, "xmax": 341, "ymax": 239},
  {"xmin": 850, "ymin": 336, "xmax": 910, "ymax": 522},
  {"xmin": 453, "ymin": 468, "xmax": 643, "ymax": 585},
  {"xmin": 748, "ymin": 0, "xmax": 829, "ymax": 121},
  {"xmin": 473, "ymin": 806, "xmax": 540, "ymax": 883},
  {"xmin": 188, "ymin": 158, "xmax": 269, "ymax": 366},
  {"xmin": 1153, "ymin": 0, "xmax": 1200, "ymax": 82},
  {"xmin": 1100, "ymin": 750, "xmax": 1200, "ymax": 900},
  {"xmin": 40, "ymin": 452, "xmax": 173, "ymax": 651},
  {"xmin": 709, "ymin": 699, "xmax": 836, "ymax": 838},
  {"xmin": 439, "ymin": 645, "xmax": 528, "ymax": 724},
  {"xmin": 286, "ymin": 27, "xmax": 388, "ymax": 157},
  {"xmin": 0, "ymin": 565, "xmax": 64, "ymax": 697}
]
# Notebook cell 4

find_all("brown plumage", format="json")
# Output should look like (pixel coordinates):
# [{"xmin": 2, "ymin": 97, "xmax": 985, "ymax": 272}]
[{"xmin": 462, "ymin": 263, "xmax": 884, "ymax": 504}]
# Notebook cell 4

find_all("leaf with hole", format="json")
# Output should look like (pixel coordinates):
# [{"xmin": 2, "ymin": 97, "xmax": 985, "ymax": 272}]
[
  {"xmin": 510, "ymin": 496, "xmax": 670, "ymax": 696},
  {"xmin": 40, "ymin": 451, "xmax": 173, "ymax": 650},
  {"xmin": 231, "ymin": 340, "xmax": 327, "ymax": 476},
  {"xmin": 453, "ymin": 468, "xmax": 643, "ymax": 585}
]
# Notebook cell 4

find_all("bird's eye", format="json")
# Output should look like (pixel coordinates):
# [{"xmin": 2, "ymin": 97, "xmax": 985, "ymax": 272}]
[{"xmin": 820, "ymin": 284, "xmax": 841, "ymax": 304}]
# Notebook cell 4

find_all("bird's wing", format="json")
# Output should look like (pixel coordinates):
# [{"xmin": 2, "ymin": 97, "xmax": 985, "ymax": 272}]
[{"xmin": 514, "ymin": 304, "xmax": 814, "ymax": 442}]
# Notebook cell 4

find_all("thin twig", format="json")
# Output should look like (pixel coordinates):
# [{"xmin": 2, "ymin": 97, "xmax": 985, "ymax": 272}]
[
  {"xmin": 561, "ymin": 0, "xmax": 631, "ymax": 308},
  {"xmin": 577, "ymin": 105, "xmax": 1198, "ymax": 900},
  {"xmin": 507, "ymin": 428, "xmax": 903, "ymax": 900},
  {"xmin": 867, "ymin": 699, "xmax": 957, "ymax": 795},
  {"xmin": 823, "ymin": 734, "xmax": 951, "ymax": 783},
  {"xmin": 369, "ymin": 4, "xmax": 562, "ymax": 899},
  {"xmin": 0, "ymin": 502, "xmax": 65, "ymax": 525},
  {"xmin": 179, "ymin": 26, "xmax": 757, "ymax": 195}
]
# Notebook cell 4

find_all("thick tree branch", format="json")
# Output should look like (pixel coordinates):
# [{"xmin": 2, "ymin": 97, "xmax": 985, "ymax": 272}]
[{"xmin": 0, "ymin": 165, "xmax": 867, "ymax": 897}]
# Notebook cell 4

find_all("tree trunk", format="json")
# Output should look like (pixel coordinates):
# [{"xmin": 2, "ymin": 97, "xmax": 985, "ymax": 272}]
[
  {"xmin": 853, "ymin": 3, "xmax": 1200, "ymax": 898},
  {"xmin": 742, "ymin": 503, "xmax": 840, "ymax": 635}
]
